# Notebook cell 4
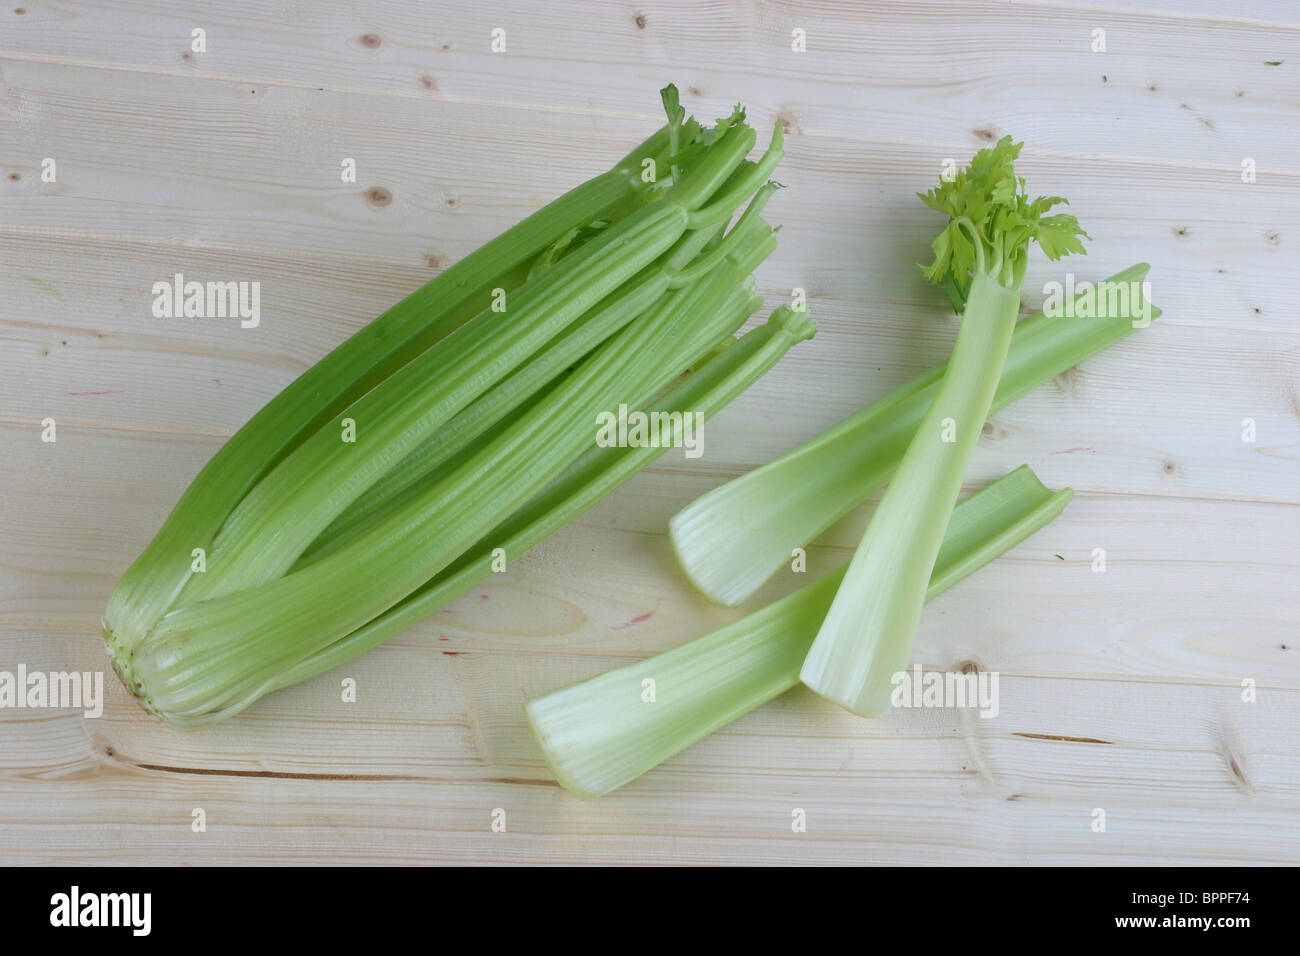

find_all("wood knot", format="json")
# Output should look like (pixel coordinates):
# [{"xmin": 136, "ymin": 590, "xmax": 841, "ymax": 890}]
[
  {"xmin": 359, "ymin": 33, "xmax": 382, "ymax": 49},
  {"xmin": 634, "ymin": 13, "xmax": 647, "ymax": 29},
  {"xmin": 776, "ymin": 111, "xmax": 803, "ymax": 135},
  {"xmin": 365, "ymin": 186, "xmax": 393, "ymax": 207},
  {"xmin": 972, "ymin": 126, "xmax": 996, "ymax": 142}
]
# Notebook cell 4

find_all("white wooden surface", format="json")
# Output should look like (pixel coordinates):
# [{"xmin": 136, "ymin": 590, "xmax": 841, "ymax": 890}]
[{"xmin": 1, "ymin": 1, "xmax": 1298, "ymax": 865}]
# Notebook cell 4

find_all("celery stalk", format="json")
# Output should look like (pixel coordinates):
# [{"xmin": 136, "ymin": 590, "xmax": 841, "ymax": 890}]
[
  {"xmin": 527, "ymin": 465, "xmax": 1072, "ymax": 797},
  {"xmin": 670, "ymin": 262, "xmax": 1154, "ymax": 607},
  {"xmin": 800, "ymin": 137, "xmax": 1088, "ymax": 715}
]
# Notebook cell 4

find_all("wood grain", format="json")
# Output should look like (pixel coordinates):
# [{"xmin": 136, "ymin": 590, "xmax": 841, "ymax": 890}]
[{"xmin": 0, "ymin": 0, "xmax": 1297, "ymax": 865}]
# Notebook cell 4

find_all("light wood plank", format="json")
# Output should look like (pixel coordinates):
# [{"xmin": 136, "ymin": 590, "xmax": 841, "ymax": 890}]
[
  {"xmin": 3, "ymin": 58, "xmax": 1298, "ymax": 341},
  {"xmin": 3, "ymin": 0, "xmax": 1297, "ymax": 866},
  {"xmin": 2, "ymin": 0, "xmax": 1297, "ymax": 169},
  {"xmin": 1, "ymin": 646, "xmax": 1295, "ymax": 863}
]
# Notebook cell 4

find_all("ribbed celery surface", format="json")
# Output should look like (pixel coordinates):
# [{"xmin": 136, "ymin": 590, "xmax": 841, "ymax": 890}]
[
  {"xmin": 527, "ymin": 465, "xmax": 1072, "ymax": 797},
  {"xmin": 670, "ymin": 263, "xmax": 1158, "ymax": 608},
  {"xmin": 104, "ymin": 90, "xmax": 810, "ymax": 728}
]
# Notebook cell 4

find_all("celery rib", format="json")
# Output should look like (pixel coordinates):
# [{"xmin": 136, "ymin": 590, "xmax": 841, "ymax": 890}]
[
  {"xmin": 801, "ymin": 273, "xmax": 1021, "ymax": 713},
  {"xmin": 527, "ymin": 465, "xmax": 1071, "ymax": 797},
  {"xmin": 800, "ymin": 137, "xmax": 1090, "ymax": 716},
  {"xmin": 669, "ymin": 262, "xmax": 1157, "ymax": 607}
]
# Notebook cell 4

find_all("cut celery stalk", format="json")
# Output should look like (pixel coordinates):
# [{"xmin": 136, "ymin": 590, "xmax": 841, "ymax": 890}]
[
  {"xmin": 801, "ymin": 272, "xmax": 1021, "ymax": 714},
  {"xmin": 670, "ymin": 262, "xmax": 1157, "ymax": 607},
  {"xmin": 802, "ymin": 138, "xmax": 1090, "ymax": 716},
  {"xmin": 527, "ymin": 465, "xmax": 1071, "ymax": 797}
]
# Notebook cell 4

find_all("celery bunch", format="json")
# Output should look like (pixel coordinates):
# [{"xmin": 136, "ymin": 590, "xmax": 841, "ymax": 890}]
[{"xmin": 104, "ymin": 87, "xmax": 811, "ymax": 728}]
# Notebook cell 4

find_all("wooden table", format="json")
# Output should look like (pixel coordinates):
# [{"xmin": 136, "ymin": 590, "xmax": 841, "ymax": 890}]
[{"xmin": 2, "ymin": 1, "xmax": 1297, "ymax": 865}]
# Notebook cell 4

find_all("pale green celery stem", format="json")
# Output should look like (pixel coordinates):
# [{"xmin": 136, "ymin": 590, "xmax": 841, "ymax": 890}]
[
  {"xmin": 176, "ymin": 202, "xmax": 689, "ymax": 607},
  {"xmin": 103, "ymin": 125, "xmax": 671, "ymax": 645},
  {"xmin": 303, "ymin": 223, "xmax": 724, "ymax": 556},
  {"xmin": 685, "ymin": 126, "xmax": 783, "ymax": 230},
  {"xmin": 298, "ymin": 265, "xmax": 767, "ymax": 568},
  {"xmin": 174, "ymin": 121, "xmax": 771, "ymax": 608},
  {"xmin": 800, "ymin": 272, "xmax": 1021, "ymax": 715},
  {"xmin": 302, "ymin": 216, "xmax": 777, "ymax": 562},
  {"xmin": 271, "ymin": 306, "xmax": 816, "ymax": 697},
  {"xmin": 670, "ymin": 263, "xmax": 1156, "ymax": 606},
  {"xmin": 130, "ymin": 236, "xmax": 788, "ymax": 724},
  {"xmin": 527, "ymin": 465, "xmax": 1072, "ymax": 798}
]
